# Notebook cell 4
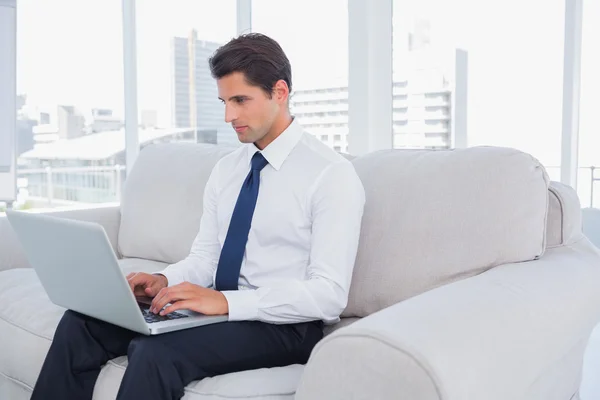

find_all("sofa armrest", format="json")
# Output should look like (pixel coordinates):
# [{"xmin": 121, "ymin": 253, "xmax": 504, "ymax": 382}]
[
  {"xmin": 547, "ymin": 181, "xmax": 584, "ymax": 248},
  {"xmin": 0, "ymin": 203, "xmax": 121, "ymax": 272},
  {"xmin": 296, "ymin": 239, "xmax": 600, "ymax": 400}
]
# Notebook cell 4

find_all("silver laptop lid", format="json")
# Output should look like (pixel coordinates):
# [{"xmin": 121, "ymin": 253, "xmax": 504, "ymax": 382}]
[{"xmin": 5, "ymin": 210, "xmax": 150, "ymax": 335}]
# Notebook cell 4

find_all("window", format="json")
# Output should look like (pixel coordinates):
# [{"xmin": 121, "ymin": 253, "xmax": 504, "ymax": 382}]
[
  {"xmin": 578, "ymin": 0, "xmax": 600, "ymax": 207},
  {"xmin": 252, "ymin": 0, "xmax": 348, "ymax": 153},
  {"xmin": 392, "ymin": 0, "xmax": 564, "ymax": 167},
  {"xmin": 15, "ymin": 0, "xmax": 125, "ymax": 208},
  {"xmin": 136, "ymin": 1, "xmax": 237, "ymax": 147},
  {"xmin": 320, "ymin": 135, "xmax": 329, "ymax": 142}
]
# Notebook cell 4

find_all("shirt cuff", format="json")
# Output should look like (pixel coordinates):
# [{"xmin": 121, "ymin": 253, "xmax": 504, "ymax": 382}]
[
  {"xmin": 156, "ymin": 267, "xmax": 184, "ymax": 287},
  {"xmin": 221, "ymin": 290, "xmax": 259, "ymax": 321}
]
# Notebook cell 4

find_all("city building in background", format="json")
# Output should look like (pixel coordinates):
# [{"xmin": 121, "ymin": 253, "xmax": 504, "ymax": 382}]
[
  {"xmin": 28, "ymin": 105, "xmax": 85, "ymax": 143},
  {"xmin": 16, "ymin": 95, "xmax": 35, "ymax": 156},
  {"xmin": 290, "ymin": 86, "xmax": 349, "ymax": 152},
  {"xmin": 171, "ymin": 30, "xmax": 235, "ymax": 146},
  {"xmin": 23, "ymin": 104, "xmax": 127, "ymax": 144},
  {"xmin": 87, "ymin": 108, "xmax": 123, "ymax": 133},
  {"xmin": 17, "ymin": 127, "xmax": 198, "ymax": 204},
  {"xmin": 20, "ymin": 127, "xmax": 198, "ymax": 168},
  {"xmin": 57, "ymin": 105, "xmax": 85, "ymax": 140},
  {"xmin": 13, "ymin": 92, "xmax": 213, "ymax": 206},
  {"xmin": 392, "ymin": 47, "xmax": 468, "ymax": 150},
  {"xmin": 291, "ymin": 49, "xmax": 467, "ymax": 153},
  {"xmin": 16, "ymin": 119, "xmax": 35, "ymax": 156},
  {"xmin": 39, "ymin": 112, "xmax": 50, "ymax": 125}
]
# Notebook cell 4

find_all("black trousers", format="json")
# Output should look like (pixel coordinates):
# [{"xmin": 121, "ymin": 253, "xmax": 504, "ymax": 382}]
[{"xmin": 31, "ymin": 310, "xmax": 324, "ymax": 400}]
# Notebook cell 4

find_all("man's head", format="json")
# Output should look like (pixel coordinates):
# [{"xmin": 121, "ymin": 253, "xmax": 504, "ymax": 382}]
[{"xmin": 209, "ymin": 33, "xmax": 293, "ymax": 149}]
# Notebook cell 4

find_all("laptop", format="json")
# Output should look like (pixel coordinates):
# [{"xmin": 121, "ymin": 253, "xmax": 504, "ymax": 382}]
[{"xmin": 5, "ymin": 210, "xmax": 228, "ymax": 335}]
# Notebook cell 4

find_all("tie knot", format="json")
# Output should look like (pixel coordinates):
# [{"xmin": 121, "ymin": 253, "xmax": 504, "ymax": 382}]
[{"xmin": 251, "ymin": 152, "xmax": 269, "ymax": 171}]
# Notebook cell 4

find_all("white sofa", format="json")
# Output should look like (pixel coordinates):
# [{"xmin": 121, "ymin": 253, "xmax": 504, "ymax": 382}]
[{"xmin": 1, "ymin": 143, "xmax": 600, "ymax": 400}]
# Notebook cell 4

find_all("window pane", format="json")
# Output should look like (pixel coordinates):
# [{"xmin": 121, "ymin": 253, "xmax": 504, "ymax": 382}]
[
  {"xmin": 16, "ymin": 0, "xmax": 124, "ymax": 208},
  {"xmin": 252, "ymin": 0, "xmax": 349, "ymax": 153},
  {"xmin": 579, "ymin": 0, "xmax": 600, "ymax": 208},
  {"xmin": 136, "ymin": 0, "xmax": 237, "ymax": 147},
  {"xmin": 393, "ymin": 0, "xmax": 564, "ymax": 172}
]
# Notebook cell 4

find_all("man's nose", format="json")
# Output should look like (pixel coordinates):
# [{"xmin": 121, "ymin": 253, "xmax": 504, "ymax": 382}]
[{"xmin": 224, "ymin": 104, "xmax": 237, "ymax": 123}]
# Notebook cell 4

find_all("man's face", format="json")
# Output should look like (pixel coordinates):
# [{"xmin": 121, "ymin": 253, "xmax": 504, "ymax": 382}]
[{"xmin": 217, "ymin": 72, "xmax": 280, "ymax": 146}]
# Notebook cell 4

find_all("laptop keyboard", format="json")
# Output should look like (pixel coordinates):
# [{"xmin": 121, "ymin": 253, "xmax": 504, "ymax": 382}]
[{"xmin": 138, "ymin": 303, "xmax": 189, "ymax": 324}]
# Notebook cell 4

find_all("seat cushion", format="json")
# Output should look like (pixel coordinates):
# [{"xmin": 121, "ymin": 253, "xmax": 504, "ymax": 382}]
[
  {"xmin": 93, "ymin": 357, "xmax": 301, "ymax": 400},
  {"xmin": 344, "ymin": 146, "xmax": 550, "ymax": 317},
  {"xmin": 0, "ymin": 260, "xmax": 302, "ymax": 400},
  {"xmin": 0, "ymin": 259, "xmax": 169, "ymax": 391},
  {"xmin": 0, "ymin": 268, "xmax": 64, "ymax": 392}
]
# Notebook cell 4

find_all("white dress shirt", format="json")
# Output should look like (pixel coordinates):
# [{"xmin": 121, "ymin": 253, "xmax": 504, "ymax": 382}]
[{"xmin": 160, "ymin": 118, "xmax": 365, "ymax": 324}]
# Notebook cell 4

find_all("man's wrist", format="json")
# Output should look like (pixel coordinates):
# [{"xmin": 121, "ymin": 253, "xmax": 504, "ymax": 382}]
[{"xmin": 217, "ymin": 291, "xmax": 229, "ymax": 314}]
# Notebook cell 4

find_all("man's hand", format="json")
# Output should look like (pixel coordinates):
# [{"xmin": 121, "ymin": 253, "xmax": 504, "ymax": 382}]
[
  {"xmin": 126, "ymin": 272, "xmax": 168, "ymax": 297},
  {"xmin": 150, "ymin": 282, "xmax": 229, "ymax": 316}
]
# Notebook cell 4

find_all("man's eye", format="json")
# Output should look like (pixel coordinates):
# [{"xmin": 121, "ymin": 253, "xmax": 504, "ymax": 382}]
[{"xmin": 236, "ymin": 98, "xmax": 246, "ymax": 104}]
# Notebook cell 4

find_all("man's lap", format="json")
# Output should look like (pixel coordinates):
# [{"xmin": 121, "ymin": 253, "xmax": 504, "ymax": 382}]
[{"xmin": 60, "ymin": 310, "xmax": 323, "ymax": 377}]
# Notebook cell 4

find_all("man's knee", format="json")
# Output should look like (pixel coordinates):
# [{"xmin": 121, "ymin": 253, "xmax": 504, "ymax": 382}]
[
  {"xmin": 127, "ymin": 336, "xmax": 168, "ymax": 366},
  {"xmin": 119, "ymin": 337, "xmax": 188, "ymax": 398},
  {"xmin": 61, "ymin": 309, "xmax": 82, "ymax": 322},
  {"xmin": 47, "ymin": 310, "xmax": 92, "ymax": 353},
  {"xmin": 55, "ymin": 310, "xmax": 85, "ymax": 335}
]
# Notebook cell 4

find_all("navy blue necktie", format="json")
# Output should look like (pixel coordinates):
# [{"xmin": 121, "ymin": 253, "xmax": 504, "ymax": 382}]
[{"xmin": 215, "ymin": 152, "xmax": 269, "ymax": 291}]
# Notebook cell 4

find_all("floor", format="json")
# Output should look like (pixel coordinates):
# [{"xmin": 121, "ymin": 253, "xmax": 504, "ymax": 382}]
[{"xmin": 580, "ymin": 323, "xmax": 600, "ymax": 399}]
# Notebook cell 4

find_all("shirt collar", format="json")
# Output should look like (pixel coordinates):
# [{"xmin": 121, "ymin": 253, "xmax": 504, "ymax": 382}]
[{"xmin": 246, "ymin": 117, "xmax": 303, "ymax": 171}]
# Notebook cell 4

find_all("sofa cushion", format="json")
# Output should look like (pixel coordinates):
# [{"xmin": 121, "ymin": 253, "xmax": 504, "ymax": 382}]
[
  {"xmin": 119, "ymin": 143, "xmax": 236, "ymax": 264},
  {"xmin": 343, "ymin": 146, "xmax": 550, "ymax": 317},
  {"xmin": 118, "ymin": 257, "xmax": 169, "ymax": 276},
  {"xmin": 0, "ymin": 259, "xmax": 303, "ymax": 399},
  {"xmin": 0, "ymin": 259, "xmax": 168, "ymax": 390},
  {"xmin": 0, "ymin": 268, "xmax": 64, "ymax": 391},
  {"xmin": 93, "ymin": 356, "xmax": 301, "ymax": 400}
]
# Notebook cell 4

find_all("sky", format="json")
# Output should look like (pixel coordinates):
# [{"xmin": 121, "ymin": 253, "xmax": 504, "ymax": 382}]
[{"xmin": 15, "ymin": 0, "xmax": 600, "ymax": 172}]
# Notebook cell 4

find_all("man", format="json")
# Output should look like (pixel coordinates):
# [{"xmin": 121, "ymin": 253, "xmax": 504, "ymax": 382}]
[{"xmin": 31, "ymin": 33, "xmax": 365, "ymax": 400}]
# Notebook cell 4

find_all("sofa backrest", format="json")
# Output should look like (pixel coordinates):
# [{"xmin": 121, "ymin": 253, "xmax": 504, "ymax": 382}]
[
  {"xmin": 342, "ymin": 146, "xmax": 550, "ymax": 318},
  {"xmin": 118, "ymin": 143, "xmax": 236, "ymax": 264}
]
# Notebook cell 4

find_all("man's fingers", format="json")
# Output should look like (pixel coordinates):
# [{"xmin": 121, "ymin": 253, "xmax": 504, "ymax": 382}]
[
  {"xmin": 129, "ymin": 280, "xmax": 140, "ymax": 294},
  {"xmin": 127, "ymin": 272, "xmax": 153, "ymax": 296},
  {"xmin": 151, "ymin": 287, "xmax": 170, "ymax": 313},
  {"xmin": 153, "ymin": 292, "xmax": 181, "ymax": 313},
  {"xmin": 160, "ymin": 300, "xmax": 193, "ymax": 316},
  {"xmin": 126, "ymin": 273, "xmax": 135, "ymax": 292},
  {"xmin": 145, "ymin": 285, "xmax": 160, "ymax": 297},
  {"xmin": 148, "ymin": 278, "xmax": 166, "ymax": 296},
  {"xmin": 126, "ymin": 272, "xmax": 139, "ymax": 282},
  {"xmin": 151, "ymin": 285, "xmax": 187, "ymax": 313}
]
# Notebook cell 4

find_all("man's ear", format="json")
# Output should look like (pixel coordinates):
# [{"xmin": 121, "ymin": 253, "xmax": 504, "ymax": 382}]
[{"xmin": 273, "ymin": 79, "xmax": 290, "ymax": 105}]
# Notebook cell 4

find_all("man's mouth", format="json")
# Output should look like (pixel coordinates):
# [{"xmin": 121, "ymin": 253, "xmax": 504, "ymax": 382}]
[{"xmin": 234, "ymin": 126, "xmax": 248, "ymax": 133}]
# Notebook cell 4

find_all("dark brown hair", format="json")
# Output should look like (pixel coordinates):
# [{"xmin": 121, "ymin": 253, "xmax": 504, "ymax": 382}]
[{"xmin": 209, "ymin": 33, "xmax": 292, "ymax": 98}]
